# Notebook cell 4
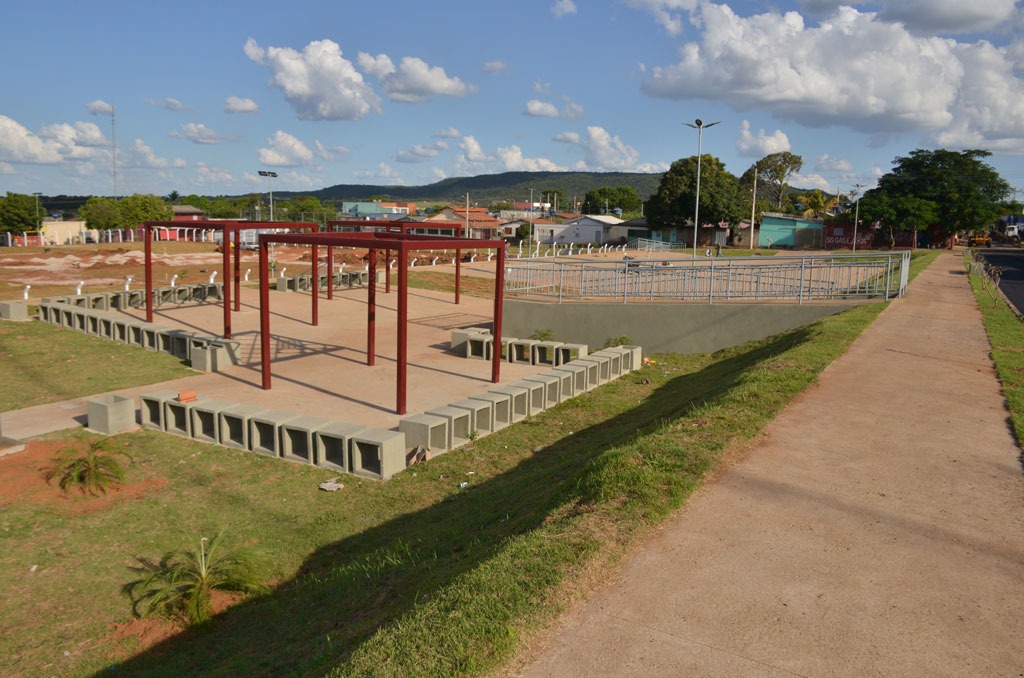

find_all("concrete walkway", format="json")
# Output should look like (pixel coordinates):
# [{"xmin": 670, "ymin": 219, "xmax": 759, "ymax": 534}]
[{"xmin": 518, "ymin": 251, "xmax": 1024, "ymax": 676}]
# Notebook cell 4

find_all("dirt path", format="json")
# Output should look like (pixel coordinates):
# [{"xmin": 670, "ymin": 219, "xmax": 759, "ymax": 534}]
[{"xmin": 517, "ymin": 251, "xmax": 1024, "ymax": 676}]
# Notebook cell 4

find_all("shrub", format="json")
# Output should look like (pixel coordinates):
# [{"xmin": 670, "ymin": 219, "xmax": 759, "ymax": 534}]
[
  {"xmin": 125, "ymin": 531, "xmax": 267, "ymax": 626},
  {"xmin": 44, "ymin": 437, "xmax": 132, "ymax": 495}
]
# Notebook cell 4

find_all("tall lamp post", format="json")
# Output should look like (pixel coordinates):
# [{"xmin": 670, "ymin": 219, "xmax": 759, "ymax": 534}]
[
  {"xmin": 258, "ymin": 170, "xmax": 278, "ymax": 221},
  {"xmin": 851, "ymin": 183, "xmax": 865, "ymax": 253},
  {"xmin": 683, "ymin": 118, "xmax": 720, "ymax": 258}
]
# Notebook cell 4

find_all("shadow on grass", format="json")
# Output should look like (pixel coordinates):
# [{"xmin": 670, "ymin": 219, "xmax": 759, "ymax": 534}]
[{"xmin": 105, "ymin": 328, "xmax": 810, "ymax": 677}]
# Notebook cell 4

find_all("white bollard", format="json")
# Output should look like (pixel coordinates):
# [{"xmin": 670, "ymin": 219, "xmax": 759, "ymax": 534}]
[
  {"xmin": 410, "ymin": 258, "xmax": 417, "ymax": 267},
  {"xmin": 76, "ymin": 281, "xmax": 84, "ymax": 295},
  {"xmin": 487, "ymin": 253, "xmax": 494, "ymax": 261},
  {"xmin": 279, "ymin": 268, "xmax": 286, "ymax": 279},
  {"xmin": 587, "ymin": 244, "xmax": 593, "ymax": 254},
  {"xmin": 170, "ymin": 274, "xmax": 178, "ymax": 288},
  {"xmin": 244, "ymin": 269, "xmax": 251, "ymax": 282},
  {"xmin": 124, "ymin": 276, "xmax": 133, "ymax": 291},
  {"xmin": 23, "ymin": 285, "xmax": 30, "ymax": 300},
  {"xmin": 209, "ymin": 271, "xmax": 218, "ymax": 284},
  {"xmin": 432, "ymin": 257, "xmax": 439, "ymax": 266},
  {"xmin": 470, "ymin": 254, "xmax": 477, "ymax": 263}
]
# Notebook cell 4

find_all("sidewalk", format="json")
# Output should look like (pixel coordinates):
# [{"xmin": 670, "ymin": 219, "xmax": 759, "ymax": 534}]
[{"xmin": 518, "ymin": 251, "xmax": 1024, "ymax": 676}]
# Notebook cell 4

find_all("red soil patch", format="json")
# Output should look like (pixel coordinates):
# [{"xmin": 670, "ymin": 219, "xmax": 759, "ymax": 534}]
[
  {"xmin": 104, "ymin": 589, "xmax": 246, "ymax": 660},
  {"xmin": 0, "ymin": 439, "xmax": 167, "ymax": 514}
]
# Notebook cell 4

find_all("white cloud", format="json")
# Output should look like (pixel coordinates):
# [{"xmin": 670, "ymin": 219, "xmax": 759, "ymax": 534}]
[
  {"xmin": 641, "ymin": 3, "xmax": 1024, "ymax": 150},
  {"xmin": 358, "ymin": 52, "xmax": 475, "ymax": 103},
  {"xmin": 526, "ymin": 98, "xmax": 584, "ymax": 119},
  {"xmin": 225, "ymin": 96, "xmax": 259, "ymax": 113},
  {"xmin": 145, "ymin": 97, "xmax": 185, "ymax": 111},
  {"xmin": 195, "ymin": 162, "xmax": 234, "ymax": 184},
  {"xmin": 354, "ymin": 162, "xmax": 403, "ymax": 184},
  {"xmin": 437, "ymin": 127, "xmax": 461, "ymax": 138},
  {"xmin": 483, "ymin": 60, "xmax": 508, "ymax": 75},
  {"xmin": 791, "ymin": 171, "xmax": 833, "ymax": 191},
  {"xmin": 258, "ymin": 130, "xmax": 315, "ymax": 166},
  {"xmin": 315, "ymin": 140, "xmax": 348, "ymax": 161},
  {"xmin": 123, "ymin": 139, "xmax": 168, "ymax": 169},
  {"xmin": 396, "ymin": 141, "xmax": 448, "ymax": 163},
  {"xmin": 879, "ymin": 0, "xmax": 1017, "ymax": 35},
  {"xmin": 816, "ymin": 154, "xmax": 853, "ymax": 172},
  {"xmin": 555, "ymin": 125, "xmax": 666, "ymax": 172},
  {"xmin": 244, "ymin": 38, "xmax": 381, "ymax": 121},
  {"xmin": 459, "ymin": 135, "xmax": 489, "ymax": 163},
  {"xmin": 562, "ymin": 100, "xmax": 585, "ymax": 120},
  {"xmin": 496, "ymin": 145, "xmax": 565, "ymax": 171},
  {"xmin": 40, "ymin": 121, "xmax": 108, "ymax": 158},
  {"xmin": 621, "ymin": 0, "xmax": 698, "ymax": 36},
  {"xmin": 534, "ymin": 80, "xmax": 552, "ymax": 94},
  {"xmin": 170, "ymin": 123, "xmax": 224, "ymax": 145},
  {"xmin": 526, "ymin": 99, "xmax": 560, "ymax": 117},
  {"xmin": 552, "ymin": 0, "xmax": 578, "ymax": 18},
  {"xmin": 86, "ymin": 100, "xmax": 115, "ymax": 116},
  {"xmin": 0, "ymin": 116, "xmax": 63, "ymax": 163},
  {"xmin": 735, "ymin": 120, "xmax": 790, "ymax": 156}
]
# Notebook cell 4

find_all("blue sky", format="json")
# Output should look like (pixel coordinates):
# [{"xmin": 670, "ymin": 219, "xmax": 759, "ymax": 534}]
[{"xmin": 2, "ymin": 0, "xmax": 1023, "ymax": 200}]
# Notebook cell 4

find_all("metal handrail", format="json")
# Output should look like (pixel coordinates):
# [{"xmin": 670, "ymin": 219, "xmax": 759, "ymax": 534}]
[{"xmin": 505, "ymin": 251, "xmax": 911, "ymax": 304}]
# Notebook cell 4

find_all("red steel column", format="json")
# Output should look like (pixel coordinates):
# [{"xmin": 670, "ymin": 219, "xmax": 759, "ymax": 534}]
[
  {"xmin": 397, "ymin": 246, "xmax": 408, "ymax": 414},
  {"xmin": 455, "ymin": 248, "xmax": 462, "ymax": 305},
  {"xmin": 233, "ymin": 227, "xmax": 242, "ymax": 312},
  {"xmin": 327, "ymin": 245, "xmax": 334, "ymax": 300},
  {"xmin": 222, "ymin": 227, "xmax": 232, "ymax": 339},
  {"xmin": 385, "ymin": 247, "xmax": 391, "ymax": 294},
  {"xmin": 492, "ymin": 244, "xmax": 504, "ymax": 384},
  {"xmin": 259, "ymin": 239, "xmax": 272, "ymax": 389},
  {"xmin": 144, "ymin": 225, "xmax": 153, "ymax": 323},
  {"xmin": 367, "ymin": 248, "xmax": 376, "ymax": 366},
  {"xmin": 311, "ymin": 243, "xmax": 319, "ymax": 326}
]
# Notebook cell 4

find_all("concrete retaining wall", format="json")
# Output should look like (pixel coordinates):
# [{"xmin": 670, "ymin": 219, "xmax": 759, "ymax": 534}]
[{"xmin": 503, "ymin": 299, "xmax": 849, "ymax": 354}]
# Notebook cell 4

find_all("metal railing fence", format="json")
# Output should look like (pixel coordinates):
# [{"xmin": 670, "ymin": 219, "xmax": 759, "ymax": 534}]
[{"xmin": 504, "ymin": 251, "xmax": 911, "ymax": 304}]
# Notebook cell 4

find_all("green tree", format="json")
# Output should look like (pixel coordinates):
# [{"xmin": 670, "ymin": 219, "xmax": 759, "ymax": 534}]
[
  {"xmin": 752, "ymin": 152, "xmax": 803, "ymax": 210},
  {"xmin": 165, "ymin": 190, "xmax": 180, "ymax": 204},
  {"xmin": 645, "ymin": 155, "xmax": 744, "ymax": 230},
  {"xmin": 78, "ymin": 196, "xmax": 121, "ymax": 231},
  {"xmin": 582, "ymin": 186, "xmax": 642, "ymax": 214},
  {"xmin": 116, "ymin": 193, "xmax": 172, "ymax": 230},
  {"xmin": 540, "ymin": 187, "xmax": 566, "ymax": 212},
  {"xmin": 860, "ymin": 191, "xmax": 939, "ymax": 248},
  {"xmin": 179, "ymin": 194, "xmax": 210, "ymax": 212},
  {"xmin": 207, "ymin": 197, "xmax": 237, "ymax": 219},
  {"xmin": 0, "ymin": 192, "xmax": 39, "ymax": 233},
  {"xmin": 870, "ymin": 149, "xmax": 1010, "ymax": 238}
]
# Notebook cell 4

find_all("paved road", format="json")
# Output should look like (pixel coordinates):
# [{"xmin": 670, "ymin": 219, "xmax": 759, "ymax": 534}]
[
  {"xmin": 516, "ymin": 251, "xmax": 1024, "ymax": 676},
  {"xmin": 974, "ymin": 245, "xmax": 1024, "ymax": 315}
]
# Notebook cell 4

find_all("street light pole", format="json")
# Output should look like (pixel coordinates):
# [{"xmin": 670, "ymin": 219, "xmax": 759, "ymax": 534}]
[
  {"xmin": 683, "ymin": 118, "xmax": 720, "ymax": 259},
  {"xmin": 851, "ymin": 183, "xmax": 865, "ymax": 253},
  {"xmin": 258, "ymin": 170, "xmax": 278, "ymax": 221},
  {"xmin": 32, "ymin": 192, "xmax": 41, "ymax": 230}
]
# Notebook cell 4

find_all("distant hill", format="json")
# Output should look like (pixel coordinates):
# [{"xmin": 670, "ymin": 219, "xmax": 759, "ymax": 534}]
[{"xmin": 301, "ymin": 171, "xmax": 665, "ymax": 205}]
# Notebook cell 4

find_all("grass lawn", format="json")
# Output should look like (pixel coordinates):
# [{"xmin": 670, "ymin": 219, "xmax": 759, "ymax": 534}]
[
  {"xmin": 0, "ymin": 251, "xmax": 940, "ymax": 677},
  {"xmin": 968, "ymin": 259, "xmax": 1024, "ymax": 443},
  {"xmin": 0, "ymin": 319, "xmax": 194, "ymax": 412}
]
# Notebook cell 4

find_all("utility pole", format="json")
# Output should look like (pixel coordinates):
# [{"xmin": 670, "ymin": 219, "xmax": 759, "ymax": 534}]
[{"xmin": 750, "ymin": 166, "xmax": 758, "ymax": 251}]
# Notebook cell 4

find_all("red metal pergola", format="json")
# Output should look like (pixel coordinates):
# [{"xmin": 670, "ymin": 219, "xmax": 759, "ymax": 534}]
[
  {"xmin": 140, "ymin": 220, "xmax": 316, "ymax": 338},
  {"xmin": 256, "ymin": 230, "xmax": 507, "ymax": 415}
]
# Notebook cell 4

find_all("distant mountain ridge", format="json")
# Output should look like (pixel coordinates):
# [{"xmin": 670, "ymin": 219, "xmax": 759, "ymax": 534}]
[{"xmin": 301, "ymin": 171, "xmax": 665, "ymax": 204}]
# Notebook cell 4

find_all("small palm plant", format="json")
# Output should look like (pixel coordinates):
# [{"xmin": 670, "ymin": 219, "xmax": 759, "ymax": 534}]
[
  {"xmin": 126, "ymin": 531, "xmax": 267, "ymax": 626},
  {"xmin": 44, "ymin": 437, "xmax": 132, "ymax": 495}
]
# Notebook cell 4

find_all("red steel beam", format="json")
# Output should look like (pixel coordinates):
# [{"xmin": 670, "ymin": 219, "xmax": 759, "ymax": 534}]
[
  {"xmin": 233, "ymin": 226, "xmax": 242, "ymax": 312},
  {"xmin": 222, "ymin": 225, "xmax": 232, "ymax": 339}
]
